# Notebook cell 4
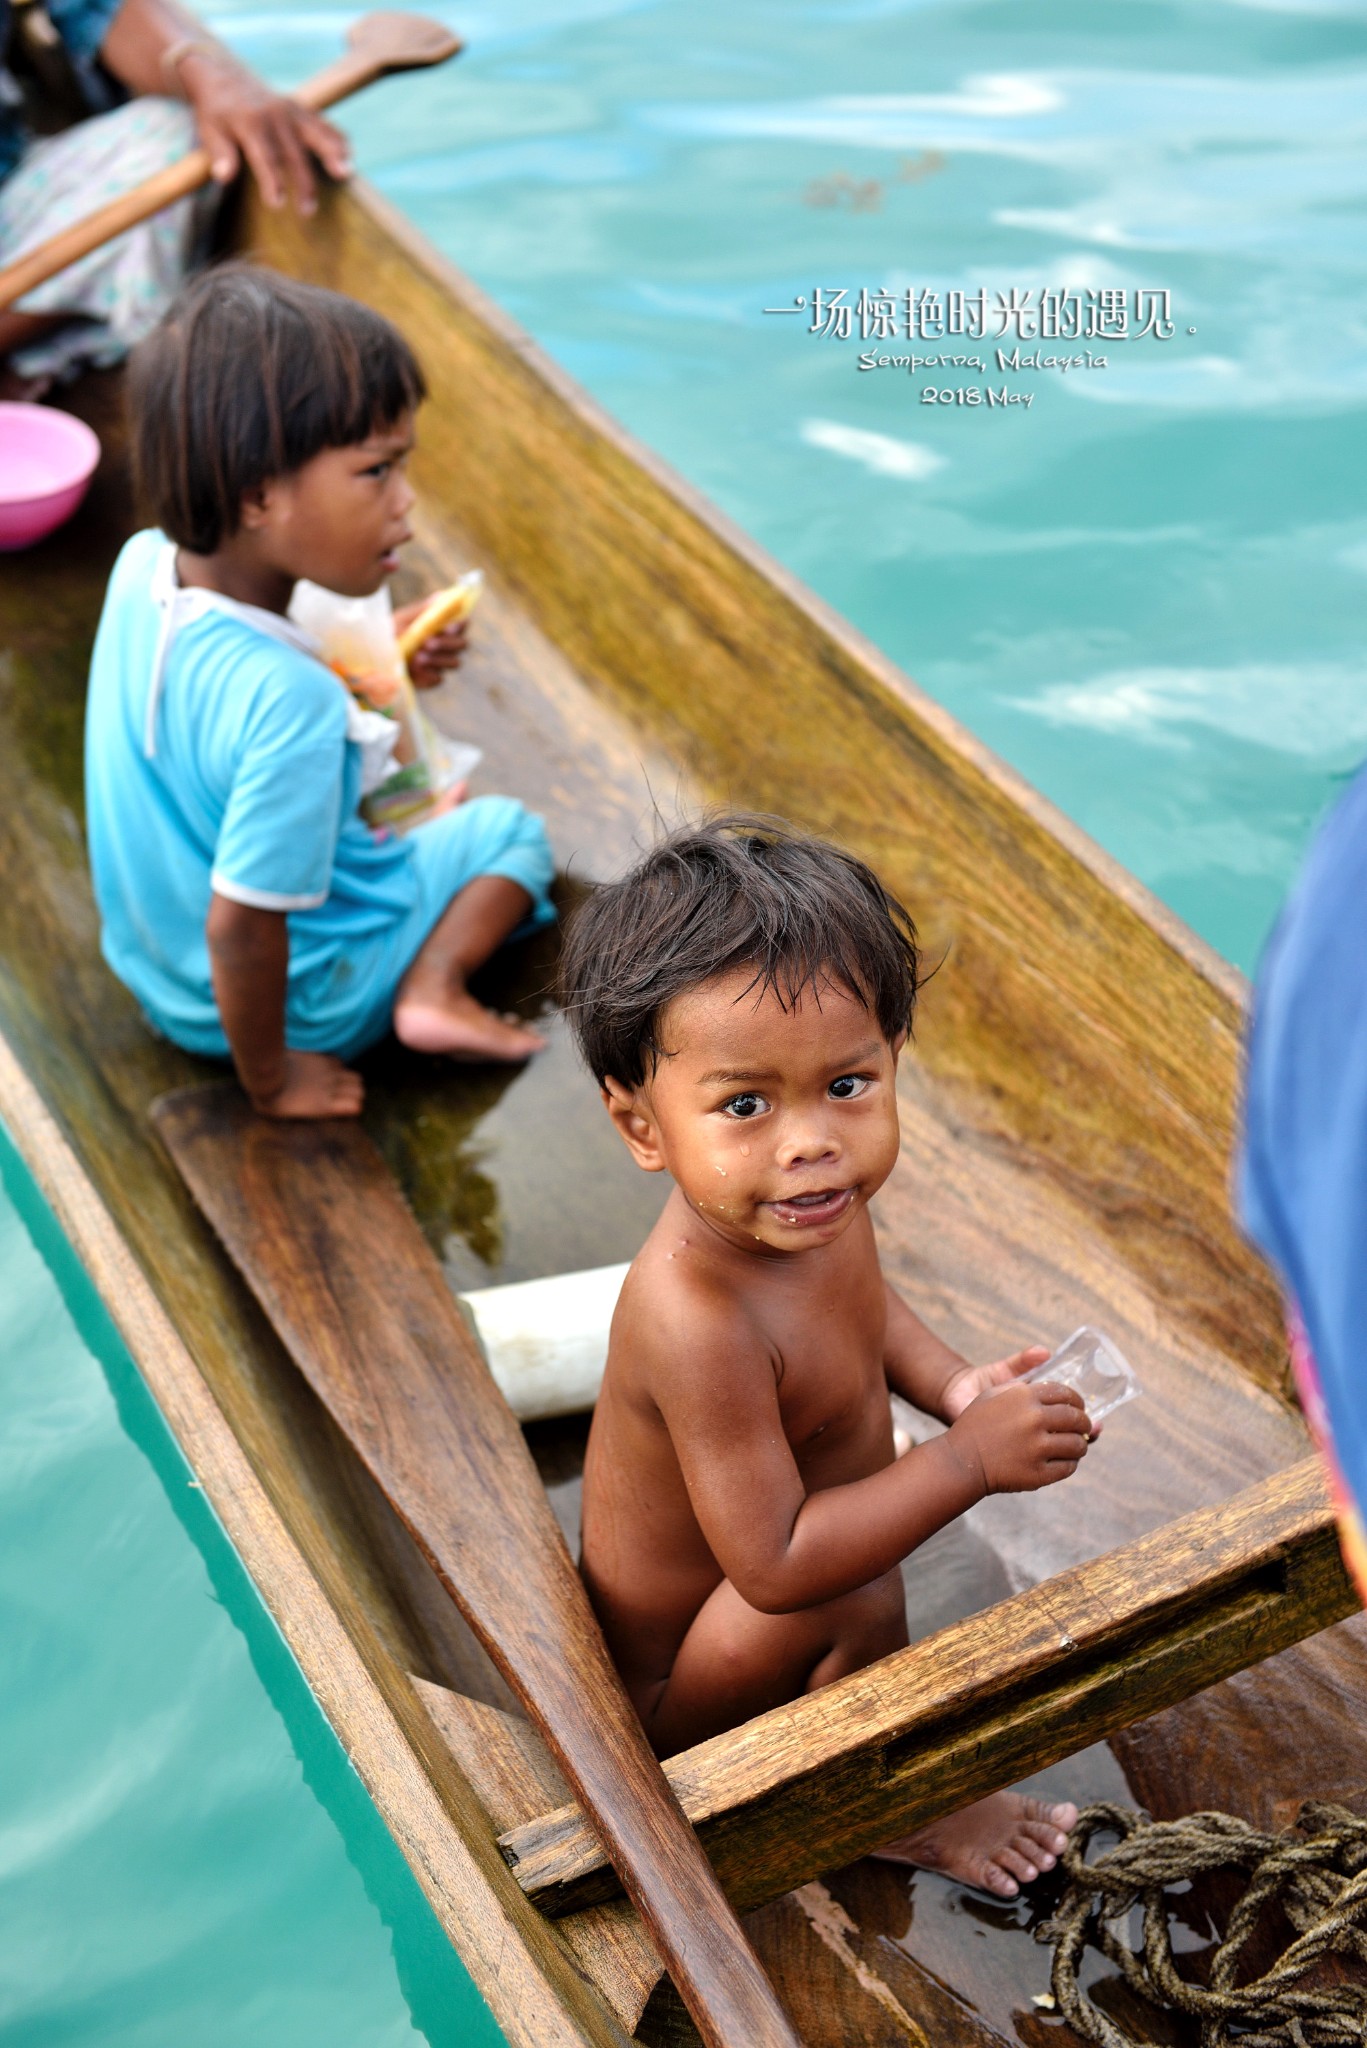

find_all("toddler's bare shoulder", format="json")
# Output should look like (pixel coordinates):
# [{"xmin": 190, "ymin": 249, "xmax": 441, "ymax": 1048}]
[{"xmin": 615, "ymin": 1239, "xmax": 769, "ymax": 1374}]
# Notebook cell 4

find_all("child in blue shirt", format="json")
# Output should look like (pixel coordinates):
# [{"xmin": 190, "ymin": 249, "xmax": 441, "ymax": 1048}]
[{"xmin": 86, "ymin": 264, "xmax": 554, "ymax": 1119}]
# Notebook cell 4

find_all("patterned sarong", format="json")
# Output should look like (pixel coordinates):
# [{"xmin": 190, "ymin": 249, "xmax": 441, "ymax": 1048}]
[{"xmin": 0, "ymin": 95, "xmax": 205, "ymax": 379}]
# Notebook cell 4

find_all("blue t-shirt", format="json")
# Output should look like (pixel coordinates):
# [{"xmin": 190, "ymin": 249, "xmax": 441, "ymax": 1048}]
[
  {"xmin": 1241, "ymin": 755, "xmax": 1367, "ymax": 1519},
  {"xmin": 86, "ymin": 529, "xmax": 418, "ymax": 1056}
]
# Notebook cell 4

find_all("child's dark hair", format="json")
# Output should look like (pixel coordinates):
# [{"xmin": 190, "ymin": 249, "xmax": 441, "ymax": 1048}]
[
  {"xmin": 130, "ymin": 262, "xmax": 426, "ymax": 553},
  {"xmin": 561, "ymin": 814, "xmax": 920, "ymax": 1087}
]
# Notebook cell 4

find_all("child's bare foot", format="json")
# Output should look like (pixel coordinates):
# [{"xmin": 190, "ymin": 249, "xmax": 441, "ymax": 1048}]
[
  {"xmin": 394, "ymin": 985, "xmax": 546, "ymax": 1062},
  {"xmin": 872, "ymin": 1792, "xmax": 1076, "ymax": 1899}
]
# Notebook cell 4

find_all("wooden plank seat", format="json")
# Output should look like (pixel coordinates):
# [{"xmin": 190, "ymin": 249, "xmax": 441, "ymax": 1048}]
[{"xmin": 496, "ymin": 1458, "xmax": 1356, "ymax": 1918}]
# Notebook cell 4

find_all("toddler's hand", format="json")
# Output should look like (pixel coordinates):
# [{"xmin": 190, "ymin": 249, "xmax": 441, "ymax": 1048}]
[
  {"xmin": 940, "ymin": 1344, "xmax": 1050, "ymax": 1422},
  {"xmin": 250, "ymin": 1051, "xmax": 364, "ymax": 1120},
  {"xmin": 948, "ymin": 1380, "xmax": 1091, "ymax": 1496},
  {"xmin": 393, "ymin": 601, "xmax": 470, "ymax": 689}
]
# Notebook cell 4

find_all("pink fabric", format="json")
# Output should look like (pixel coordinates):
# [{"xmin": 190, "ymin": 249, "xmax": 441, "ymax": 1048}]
[{"xmin": 1288, "ymin": 1308, "xmax": 1367, "ymax": 1605}]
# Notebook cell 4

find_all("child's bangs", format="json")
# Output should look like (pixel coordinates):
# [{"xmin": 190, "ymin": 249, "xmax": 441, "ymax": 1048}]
[
  {"xmin": 561, "ymin": 814, "xmax": 921, "ymax": 1088},
  {"xmin": 131, "ymin": 265, "xmax": 427, "ymax": 553},
  {"xmin": 734, "ymin": 946, "xmax": 879, "ymax": 1028},
  {"xmin": 297, "ymin": 312, "xmax": 426, "ymax": 457},
  {"xmin": 708, "ymin": 866, "xmax": 912, "ymax": 1044}
]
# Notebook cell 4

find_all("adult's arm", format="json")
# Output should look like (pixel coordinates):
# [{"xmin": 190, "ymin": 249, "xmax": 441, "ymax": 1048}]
[{"xmin": 97, "ymin": 0, "xmax": 352, "ymax": 212}]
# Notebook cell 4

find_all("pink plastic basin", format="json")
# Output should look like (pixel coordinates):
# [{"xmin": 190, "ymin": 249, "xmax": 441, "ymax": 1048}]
[{"xmin": 0, "ymin": 401, "xmax": 102, "ymax": 550}]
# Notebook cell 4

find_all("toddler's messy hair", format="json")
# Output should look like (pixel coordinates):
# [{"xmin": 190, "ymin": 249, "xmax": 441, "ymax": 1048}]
[
  {"xmin": 130, "ymin": 262, "xmax": 426, "ymax": 553},
  {"xmin": 560, "ymin": 813, "xmax": 920, "ymax": 1088}
]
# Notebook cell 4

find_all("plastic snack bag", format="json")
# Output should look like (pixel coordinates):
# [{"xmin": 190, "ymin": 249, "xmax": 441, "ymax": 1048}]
[
  {"xmin": 288, "ymin": 574, "xmax": 483, "ymax": 831},
  {"xmin": 1024, "ymin": 1326, "xmax": 1140, "ymax": 1423}
]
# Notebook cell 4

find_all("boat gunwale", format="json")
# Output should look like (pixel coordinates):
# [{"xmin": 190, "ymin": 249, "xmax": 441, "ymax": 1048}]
[
  {"xmin": 348, "ymin": 180, "xmax": 1246, "ymax": 1015},
  {"xmin": 251, "ymin": 172, "xmax": 1280, "ymax": 1401},
  {"xmin": 0, "ymin": 1030, "xmax": 635, "ymax": 2048}
]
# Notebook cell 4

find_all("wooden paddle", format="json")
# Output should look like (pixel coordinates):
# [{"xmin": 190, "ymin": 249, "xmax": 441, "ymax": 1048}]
[
  {"xmin": 153, "ymin": 1087, "xmax": 802, "ymax": 2048},
  {"xmin": 0, "ymin": 12, "xmax": 461, "ymax": 312}
]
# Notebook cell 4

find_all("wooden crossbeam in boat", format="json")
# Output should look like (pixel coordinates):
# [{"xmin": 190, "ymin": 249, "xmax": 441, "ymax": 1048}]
[{"xmin": 499, "ymin": 1457, "xmax": 1358, "ymax": 1918}]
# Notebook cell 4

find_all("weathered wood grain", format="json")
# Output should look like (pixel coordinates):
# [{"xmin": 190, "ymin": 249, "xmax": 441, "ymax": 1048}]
[
  {"xmin": 1113, "ymin": 1608, "xmax": 1367, "ymax": 1836},
  {"xmin": 0, "ymin": 350, "xmax": 1100, "ymax": 2048},
  {"xmin": 415, "ymin": 1682, "xmax": 945, "ymax": 2048},
  {"xmin": 0, "ymin": 381, "xmax": 654, "ymax": 2048},
  {"xmin": 412, "ymin": 1679, "xmax": 669, "ymax": 2033},
  {"xmin": 153, "ymin": 1087, "xmax": 800, "ymax": 2048},
  {"xmin": 499, "ymin": 1459, "xmax": 1358, "ymax": 1916},
  {"xmin": 639, "ymin": 1886, "xmax": 940, "ymax": 2048}
]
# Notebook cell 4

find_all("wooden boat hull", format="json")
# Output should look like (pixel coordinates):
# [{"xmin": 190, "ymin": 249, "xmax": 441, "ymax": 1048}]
[{"xmin": 1, "ymin": 170, "xmax": 1362, "ymax": 2045}]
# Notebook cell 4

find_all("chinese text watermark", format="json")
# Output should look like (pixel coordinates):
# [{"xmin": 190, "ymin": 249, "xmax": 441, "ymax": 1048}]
[
  {"xmin": 764, "ymin": 285, "xmax": 1176, "ymax": 342},
  {"xmin": 763, "ymin": 285, "xmax": 1188, "ymax": 411}
]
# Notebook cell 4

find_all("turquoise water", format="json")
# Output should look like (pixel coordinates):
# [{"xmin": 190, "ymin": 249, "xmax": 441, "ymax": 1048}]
[
  {"xmin": 9, "ymin": 3, "xmax": 1366, "ymax": 2036},
  {"xmin": 0, "ymin": 1125, "xmax": 503, "ymax": 2047},
  {"xmin": 212, "ymin": 0, "xmax": 1367, "ymax": 976}
]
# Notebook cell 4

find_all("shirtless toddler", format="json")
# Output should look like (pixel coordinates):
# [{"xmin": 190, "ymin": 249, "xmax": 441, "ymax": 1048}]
[{"xmin": 562, "ymin": 815, "xmax": 1095, "ymax": 1898}]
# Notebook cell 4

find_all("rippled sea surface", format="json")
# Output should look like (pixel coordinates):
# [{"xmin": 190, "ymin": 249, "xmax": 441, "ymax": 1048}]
[
  {"xmin": 7, "ymin": 2, "xmax": 1365, "ymax": 2037},
  {"xmin": 212, "ymin": 0, "xmax": 1367, "ymax": 974},
  {"xmin": 0, "ymin": 1130, "xmax": 503, "ymax": 2046}
]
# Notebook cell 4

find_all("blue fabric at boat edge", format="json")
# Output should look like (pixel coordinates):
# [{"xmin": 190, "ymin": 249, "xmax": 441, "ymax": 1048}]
[{"xmin": 1242, "ymin": 756, "xmax": 1367, "ymax": 1523}]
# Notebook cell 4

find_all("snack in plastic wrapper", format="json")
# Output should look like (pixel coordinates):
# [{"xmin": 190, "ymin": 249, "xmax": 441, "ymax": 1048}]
[{"xmin": 288, "ymin": 578, "xmax": 480, "ymax": 830}]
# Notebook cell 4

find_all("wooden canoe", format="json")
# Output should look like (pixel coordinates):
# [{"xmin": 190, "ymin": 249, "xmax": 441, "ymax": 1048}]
[{"xmin": 3, "ymin": 156, "xmax": 1366, "ymax": 2045}]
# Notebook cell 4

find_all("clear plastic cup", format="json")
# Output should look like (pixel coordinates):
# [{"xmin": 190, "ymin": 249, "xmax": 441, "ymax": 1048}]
[{"xmin": 1024, "ymin": 1326, "xmax": 1140, "ymax": 1423}]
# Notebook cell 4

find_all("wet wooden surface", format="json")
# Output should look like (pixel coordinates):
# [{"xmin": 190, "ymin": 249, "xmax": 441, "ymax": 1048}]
[
  {"xmin": 499, "ymin": 1460, "xmax": 1355, "ymax": 1916},
  {"xmin": 392, "ymin": 448, "xmax": 1358, "ymax": 2027},
  {"xmin": 0, "ymin": 375, "xmax": 639, "ymax": 2048},
  {"xmin": 0, "ymin": 170, "xmax": 1361, "ymax": 2045},
  {"xmin": 414, "ymin": 1679, "xmax": 666, "ymax": 2034}
]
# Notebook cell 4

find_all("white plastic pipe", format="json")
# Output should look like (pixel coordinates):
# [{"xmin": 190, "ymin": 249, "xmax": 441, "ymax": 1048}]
[
  {"xmin": 464, "ymin": 1263, "xmax": 915, "ymax": 1451},
  {"xmin": 459, "ymin": 1262, "xmax": 629, "ymax": 1420}
]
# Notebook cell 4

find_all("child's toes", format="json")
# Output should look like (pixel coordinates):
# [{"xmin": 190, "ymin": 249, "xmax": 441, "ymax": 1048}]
[
  {"xmin": 975, "ymin": 1857, "xmax": 1022, "ymax": 1898},
  {"xmin": 1023, "ymin": 1799, "xmax": 1077, "ymax": 1854},
  {"xmin": 996, "ymin": 1844, "xmax": 1041, "ymax": 1886},
  {"xmin": 1020, "ymin": 1821, "xmax": 1068, "ymax": 1867}
]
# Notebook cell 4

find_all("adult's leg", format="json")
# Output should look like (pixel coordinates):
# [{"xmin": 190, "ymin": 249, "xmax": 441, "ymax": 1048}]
[
  {"xmin": 0, "ymin": 100, "xmax": 203, "ymax": 385},
  {"xmin": 394, "ymin": 874, "xmax": 547, "ymax": 1061}
]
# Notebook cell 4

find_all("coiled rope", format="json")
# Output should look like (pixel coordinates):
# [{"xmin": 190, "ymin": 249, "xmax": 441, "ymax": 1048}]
[{"xmin": 1035, "ymin": 1800, "xmax": 1367, "ymax": 2047}]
